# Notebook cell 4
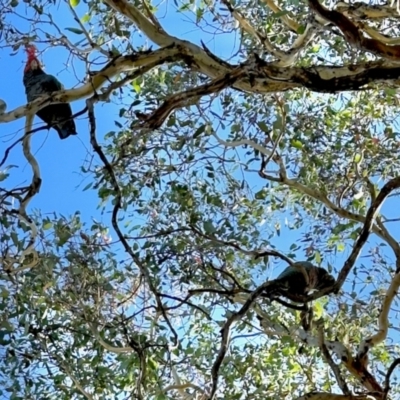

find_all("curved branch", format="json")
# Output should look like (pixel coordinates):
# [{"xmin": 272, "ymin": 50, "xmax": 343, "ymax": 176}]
[
  {"xmin": 13, "ymin": 115, "xmax": 41, "ymax": 271},
  {"xmin": 189, "ymin": 223, "xmax": 292, "ymax": 264},
  {"xmin": 384, "ymin": 357, "xmax": 400, "ymax": 400},
  {"xmin": 86, "ymin": 97, "xmax": 179, "ymax": 345},
  {"xmin": 357, "ymin": 272, "xmax": 400, "ymax": 361},
  {"xmin": 335, "ymin": 176, "xmax": 400, "ymax": 290},
  {"xmin": 2, "ymin": 48, "xmax": 400, "ymax": 128},
  {"xmin": 264, "ymin": 174, "xmax": 400, "ymax": 265},
  {"xmin": 166, "ymin": 364, "xmax": 205, "ymax": 400},
  {"xmin": 308, "ymin": 0, "xmax": 400, "ymax": 61},
  {"xmin": 218, "ymin": 137, "xmax": 400, "ymax": 290},
  {"xmin": 89, "ymin": 324, "xmax": 134, "ymax": 354},
  {"xmin": 132, "ymin": 68, "xmax": 246, "ymax": 130},
  {"xmin": 104, "ymin": 0, "xmax": 400, "ymax": 87},
  {"xmin": 221, "ymin": 0, "xmax": 318, "ymax": 67}
]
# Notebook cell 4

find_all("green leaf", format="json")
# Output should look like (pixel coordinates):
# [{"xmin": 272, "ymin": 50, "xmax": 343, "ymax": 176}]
[
  {"xmin": 81, "ymin": 13, "xmax": 90, "ymax": 23},
  {"xmin": 337, "ymin": 243, "xmax": 345, "ymax": 252},
  {"xmin": 83, "ymin": 182, "xmax": 93, "ymax": 191},
  {"xmin": 10, "ymin": 232, "xmax": 19, "ymax": 247},
  {"xmin": 291, "ymin": 139, "xmax": 303, "ymax": 149},
  {"xmin": 353, "ymin": 153, "xmax": 363, "ymax": 163},
  {"xmin": 132, "ymin": 80, "xmax": 141, "ymax": 94},
  {"xmin": 0, "ymin": 320, "xmax": 14, "ymax": 332},
  {"xmin": 257, "ymin": 121, "xmax": 269, "ymax": 133},
  {"xmin": 297, "ymin": 25, "xmax": 306, "ymax": 34},
  {"xmin": 65, "ymin": 27, "xmax": 84, "ymax": 35},
  {"xmin": 193, "ymin": 124, "xmax": 205, "ymax": 138},
  {"xmin": 43, "ymin": 221, "xmax": 53, "ymax": 230},
  {"xmin": 255, "ymin": 189, "xmax": 266, "ymax": 200},
  {"xmin": 203, "ymin": 220, "xmax": 216, "ymax": 234},
  {"xmin": 0, "ymin": 172, "xmax": 9, "ymax": 182}
]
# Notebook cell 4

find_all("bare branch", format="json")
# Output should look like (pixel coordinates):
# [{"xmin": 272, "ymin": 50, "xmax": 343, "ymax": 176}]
[
  {"xmin": 88, "ymin": 323, "xmax": 134, "ymax": 354},
  {"xmin": 0, "ymin": 106, "xmax": 88, "ymax": 169},
  {"xmin": 220, "ymin": 0, "xmax": 319, "ymax": 67}
]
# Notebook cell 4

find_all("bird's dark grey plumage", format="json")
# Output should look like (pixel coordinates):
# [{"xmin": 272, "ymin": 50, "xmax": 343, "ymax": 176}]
[
  {"xmin": 23, "ymin": 45, "xmax": 77, "ymax": 140},
  {"xmin": 266, "ymin": 261, "xmax": 335, "ymax": 303}
]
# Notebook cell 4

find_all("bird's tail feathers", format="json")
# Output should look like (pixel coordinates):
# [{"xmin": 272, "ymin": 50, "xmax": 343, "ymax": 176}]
[
  {"xmin": 56, "ymin": 126, "xmax": 78, "ymax": 140},
  {"xmin": 57, "ymin": 128, "xmax": 78, "ymax": 140}
]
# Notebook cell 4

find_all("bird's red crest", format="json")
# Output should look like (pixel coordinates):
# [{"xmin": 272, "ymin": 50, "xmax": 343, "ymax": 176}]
[{"xmin": 24, "ymin": 44, "xmax": 41, "ymax": 72}]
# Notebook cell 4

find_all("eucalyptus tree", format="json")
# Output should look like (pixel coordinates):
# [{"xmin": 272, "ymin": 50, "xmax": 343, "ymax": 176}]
[{"xmin": 0, "ymin": 0, "xmax": 400, "ymax": 399}]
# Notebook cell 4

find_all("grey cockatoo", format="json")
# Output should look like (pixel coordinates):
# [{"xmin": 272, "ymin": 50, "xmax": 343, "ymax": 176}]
[
  {"xmin": 265, "ymin": 261, "xmax": 335, "ymax": 303},
  {"xmin": 23, "ymin": 44, "xmax": 77, "ymax": 139}
]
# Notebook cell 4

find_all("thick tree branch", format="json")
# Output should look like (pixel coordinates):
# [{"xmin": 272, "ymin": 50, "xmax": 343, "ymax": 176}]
[
  {"xmin": 132, "ymin": 67, "xmax": 246, "ymax": 130},
  {"xmin": 2, "ymin": 47, "xmax": 400, "ymax": 129},
  {"xmin": 308, "ymin": 0, "xmax": 400, "ymax": 61},
  {"xmin": 336, "ymin": 2, "xmax": 400, "ymax": 20},
  {"xmin": 104, "ymin": 0, "xmax": 400, "ymax": 90}
]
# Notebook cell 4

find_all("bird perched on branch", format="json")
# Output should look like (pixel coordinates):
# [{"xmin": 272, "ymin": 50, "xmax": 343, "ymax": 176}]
[
  {"xmin": 23, "ymin": 45, "xmax": 77, "ymax": 140},
  {"xmin": 265, "ymin": 261, "xmax": 335, "ymax": 303}
]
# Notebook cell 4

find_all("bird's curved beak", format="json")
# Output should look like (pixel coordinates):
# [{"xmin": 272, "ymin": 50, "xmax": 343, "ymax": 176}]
[{"xmin": 29, "ymin": 59, "xmax": 39, "ymax": 69}]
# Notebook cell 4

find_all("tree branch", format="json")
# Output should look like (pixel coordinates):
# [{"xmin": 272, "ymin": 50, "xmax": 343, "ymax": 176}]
[{"xmin": 318, "ymin": 325, "xmax": 350, "ymax": 395}]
